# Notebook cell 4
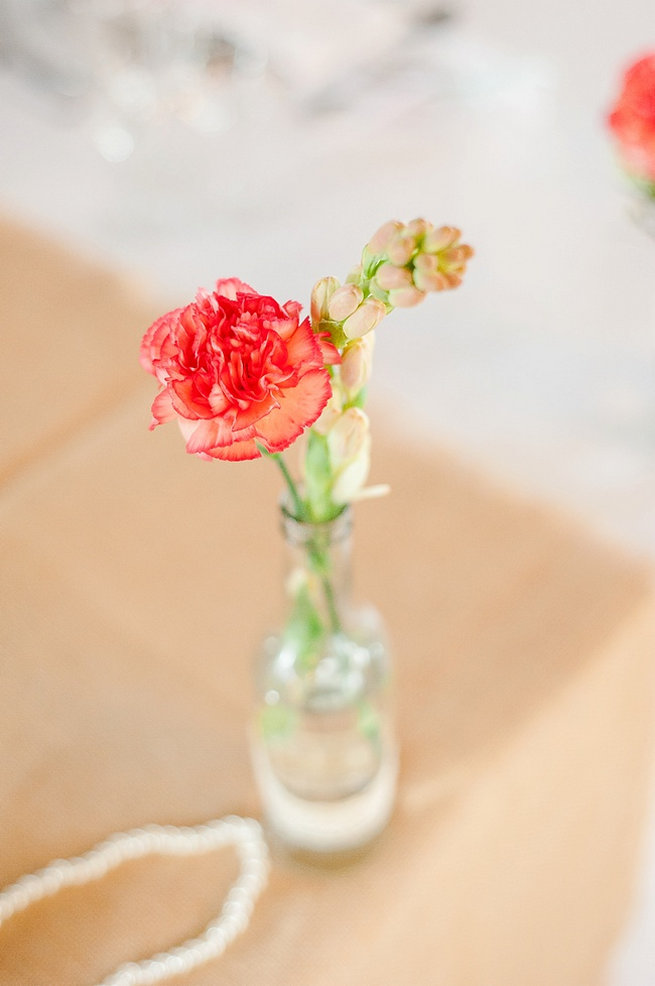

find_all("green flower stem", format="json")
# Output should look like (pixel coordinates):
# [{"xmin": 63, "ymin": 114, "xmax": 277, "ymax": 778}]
[
  {"xmin": 304, "ymin": 532, "xmax": 343, "ymax": 637},
  {"xmin": 259, "ymin": 444, "xmax": 342, "ymax": 638},
  {"xmin": 258, "ymin": 445, "xmax": 307, "ymax": 522},
  {"xmin": 318, "ymin": 560, "xmax": 342, "ymax": 636}
]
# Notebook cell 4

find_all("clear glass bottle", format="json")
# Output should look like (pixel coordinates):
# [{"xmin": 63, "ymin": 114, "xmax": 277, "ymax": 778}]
[
  {"xmin": 250, "ymin": 504, "xmax": 397, "ymax": 855},
  {"xmin": 627, "ymin": 186, "xmax": 655, "ymax": 239}
]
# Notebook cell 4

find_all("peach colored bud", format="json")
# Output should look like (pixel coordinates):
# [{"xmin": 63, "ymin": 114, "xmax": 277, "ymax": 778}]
[
  {"xmin": 328, "ymin": 283, "xmax": 364, "ymax": 322},
  {"xmin": 405, "ymin": 218, "xmax": 431, "ymax": 239},
  {"xmin": 311, "ymin": 276, "xmax": 340, "ymax": 324},
  {"xmin": 440, "ymin": 244, "xmax": 475, "ymax": 273},
  {"xmin": 374, "ymin": 262, "xmax": 413, "ymax": 291},
  {"xmin": 386, "ymin": 234, "xmax": 416, "ymax": 267},
  {"xmin": 445, "ymin": 244, "xmax": 474, "ymax": 265},
  {"xmin": 423, "ymin": 225, "xmax": 461, "ymax": 254},
  {"xmin": 342, "ymin": 297, "xmax": 387, "ymax": 339},
  {"xmin": 367, "ymin": 219, "xmax": 403, "ymax": 255},
  {"xmin": 413, "ymin": 252, "xmax": 439, "ymax": 272},
  {"xmin": 412, "ymin": 268, "xmax": 448, "ymax": 293},
  {"xmin": 340, "ymin": 333, "xmax": 375, "ymax": 398},
  {"xmin": 387, "ymin": 285, "xmax": 426, "ymax": 308}
]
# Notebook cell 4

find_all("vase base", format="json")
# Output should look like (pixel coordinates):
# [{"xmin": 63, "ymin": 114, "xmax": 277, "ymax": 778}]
[{"xmin": 251, "ymin": 742, "xmax": 398, "ymax": 854}]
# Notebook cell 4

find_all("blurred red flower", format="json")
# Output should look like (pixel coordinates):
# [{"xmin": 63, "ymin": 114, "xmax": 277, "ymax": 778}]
[{"xmin": 608, "ymin": 53, "xmax": 655, "ymax": 184}]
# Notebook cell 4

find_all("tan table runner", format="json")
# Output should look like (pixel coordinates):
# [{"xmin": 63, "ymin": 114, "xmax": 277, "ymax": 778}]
[{"xmin": 1, "ymin": 218, "xmax": 654, "ymax": 985}]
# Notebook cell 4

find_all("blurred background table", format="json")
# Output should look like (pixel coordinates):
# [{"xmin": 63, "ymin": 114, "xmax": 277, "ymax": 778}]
[{"xmin": 0, "ymin": 0, "xmax": 654, "ymax": 982}]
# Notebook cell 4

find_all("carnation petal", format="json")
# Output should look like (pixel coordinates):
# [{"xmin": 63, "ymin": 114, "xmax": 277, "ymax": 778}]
[
  {"xmin": 150, "ymin": 389, "xmax": 177, "ymax": 426},
  {"xmin": 206, "ymin": 436, "xmax": 262, "ymax": 461},
  {"xmin": 213, "ymin": 277, "xmax": 256, "ymax": 299},
  {"xmin": 179, "ymin": 415, "xmax": 236, "ymax": 454},
  {"xmin": 139, "ymin": 308, "xmax": 182, "ymax": 374},
  {"xmin": 256, "ymin": 368, "xmax": 331, "ymax": 451},
  {"xmin": 234, "ymin": 392, "xmax": 277, "ymax": 430},
  {"xmin": 284, "ymin": 319, "xmax": 324, "ymax": 367},
  {"xmin": 317, "ymin": 334, "xmax": 341, "ymax": 365}
]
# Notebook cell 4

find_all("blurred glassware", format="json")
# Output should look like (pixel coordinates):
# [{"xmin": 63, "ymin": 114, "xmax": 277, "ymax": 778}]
[
  {"xmin": 0, "ymin": 0, "xmax": 271, "ymax": 159},
  {"xmin": 1, "ymin": 0, "xmax": 96, "ymax": 106},
  {"xmin": 626, "ymin": 191, "xmax": 655, "ymax": 240}
]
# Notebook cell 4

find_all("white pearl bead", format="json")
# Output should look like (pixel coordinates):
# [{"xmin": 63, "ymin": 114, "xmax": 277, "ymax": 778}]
[{"xmin": 0, "ymin": 816, "xmax": 269, "ymax": 986}]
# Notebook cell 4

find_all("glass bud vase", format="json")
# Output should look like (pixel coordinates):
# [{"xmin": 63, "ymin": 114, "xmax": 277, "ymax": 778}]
[
  {"xmin": 627, "ymin": 186, "xmax": 655, "ymax": 239},
  {"xmin": 250, "ymin": 504, "xmax": 398, "ymax": 855}
]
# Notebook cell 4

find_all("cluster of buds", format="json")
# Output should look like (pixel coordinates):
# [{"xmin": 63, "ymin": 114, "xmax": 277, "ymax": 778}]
[
  {"xmin": 362, "ymin": 218, "xmax": 473, "ymax": 308},
  {"xmin": 305, "ymin": 217, "xmax": 472, "ymax": 516},
  {"xmin": 311, "ymin": 219, "xmax": 473, "ymax": 346},
  {"xmin": 311, "ymin": 276, "xmax": 385, "ymax": 343}
]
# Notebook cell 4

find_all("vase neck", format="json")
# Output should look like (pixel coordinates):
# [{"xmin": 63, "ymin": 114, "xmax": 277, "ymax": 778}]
[{"xmin": 280, "ymin": 506, "xmax": 353, "ymax": 638}]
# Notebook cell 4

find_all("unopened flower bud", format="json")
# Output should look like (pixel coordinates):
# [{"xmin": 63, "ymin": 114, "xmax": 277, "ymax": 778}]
[
  {"xmin": 386, "ymin": 234, "xmax": 416, "ymax": 267},
  {"xmin": 413, "ymin": 253, "xmax": 439, "ymax": 274},
  {"xmin": 328, "ymin": 283, "xmax": 364, "ymax": 322},
  {"xmin": 367, "ymin": 220, "xmax": 403, "ymax": 255},
  {"xmin": 405, "ymin": 218, "xmax": 431, "ymax": 239},
  {"xmin": 387, "ymin": 285, "xmax": 426, "ymax": 308},
  {"xmin": 327, "ymin": 406, "xmax": 368, "ymax": 465},
  {"xmin": 312, "ymin": 387, "xmax": 344, "ymax": 435},
  {"xmin": 440, "ymin": 244, "xmax": 475, "ymax": 273},
  {"xmin": 342, "ymin": 297, "xmax": 387, "ymax": 339},
  {"xmin": 311, "ymin": 276, "xmax": 340, "ymax": 324},
  {"xmin": 412, "ymin": 268, "xmax": 449, "ymax": 292},
  {"xmin": 423, "ymin": 226, "xmax": 461, "ymax": 254},
  {"xmin": 412, "ymin": 255, "xmax": 446, "ymax": 292},
  {"xmin": 327, "ymin": 407, "xmax": 372, "ymax": 504},
  {"xmin": 340, "ymin": 333, "xmax": 375, "ymax": 399},
  {"xmin": 374, "ymin": 262, "xmax": 413, "ymax": 291}
]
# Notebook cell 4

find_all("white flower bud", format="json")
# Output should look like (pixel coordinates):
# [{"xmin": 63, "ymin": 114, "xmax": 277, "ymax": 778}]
[
  {"xmin": 327, "ymin": 407, "xmax": 371, "ymax": 504},
  {"xmin": 327, "ymin": 406, "xmax": 368, "ymax": 464}
]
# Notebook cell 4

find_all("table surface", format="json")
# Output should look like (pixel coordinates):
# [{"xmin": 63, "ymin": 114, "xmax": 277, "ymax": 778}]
[{"xmin": 0, "ymin": 1, "xmax": 654, "ymax": 981}]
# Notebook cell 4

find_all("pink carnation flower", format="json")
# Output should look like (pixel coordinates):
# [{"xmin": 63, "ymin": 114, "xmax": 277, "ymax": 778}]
[{"xmin": 140, "ymin": 278, "xmax": 338, "ymax": 461}]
